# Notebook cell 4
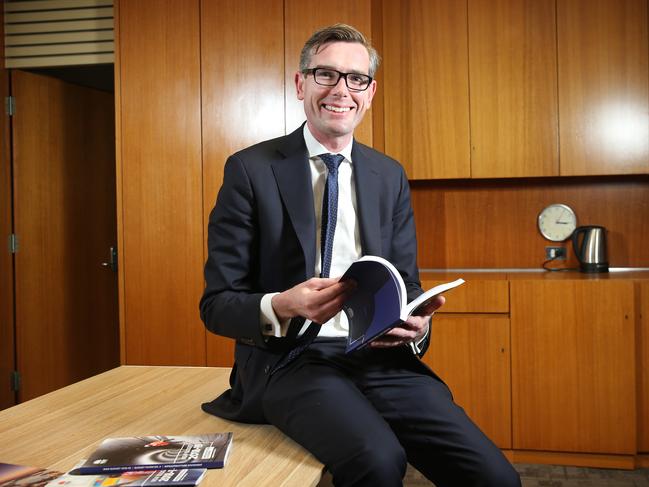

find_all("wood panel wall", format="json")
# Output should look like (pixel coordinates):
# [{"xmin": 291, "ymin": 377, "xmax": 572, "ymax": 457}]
[
  {"xmin": 115, "ymin": 0, "xmax": 649, "ymax": 368},
  {"xmin": 558, "ymin": 0, "xmax": 649, "ymax": 175},
  {"xmin": 469, "ymin": 0, "xmax": 559, "ymax": 178},
  {"xmin": 412, "ymin": 176, "xmax": 649, "ymax": 269},
  {"xmin": 381, "ymin": 0, "xmax": 471, "ymax": 179},
  {"xmin": 117, "ymin": 1, "xmax": 206, "ymax": 365},
  {"xmin": 200, "ymin": 0, "xmax": 285, "ymax": 367}
]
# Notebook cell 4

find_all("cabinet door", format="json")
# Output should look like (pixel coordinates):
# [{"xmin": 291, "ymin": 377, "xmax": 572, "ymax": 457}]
[
  {"xmin": 558, "ymin": 0, "xmax": 648, "ymax": 175},
  {"xmin": 511, "ymin": 280, "xmax": 636, "ymax": 454},
  {"xmin": 469, "ymin": 0, "xmax": 558, "ymax": 178},
  {"xmin": 639, "ymin": 281, "xmax": 649, "ymax": 453},
  {"xmin": 423, "ymin": 314, "xmax": 512, "ymax": 449},
  {"xmin": 381, "ymin": 0, "xmax": 470, "ymax": 179},
  {"xmin": 117, "ymin": 0, "xmax": 206, "ymax": 365},
  {"xmin": 284, "ymin": 0, "xmax": 373, "ymax": 145},
  {"xmin": 201, "ymin": 0, "xmax": 285, "ymax": 367}
]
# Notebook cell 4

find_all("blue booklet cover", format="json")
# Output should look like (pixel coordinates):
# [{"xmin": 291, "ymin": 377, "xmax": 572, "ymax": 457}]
[
  {"xmin": 72, "ymin": 434, "xmax": 232, "ymax": 474},
  {"xmin": 340, "ymin": 256, "xmax": 464, "ymax": 353}
]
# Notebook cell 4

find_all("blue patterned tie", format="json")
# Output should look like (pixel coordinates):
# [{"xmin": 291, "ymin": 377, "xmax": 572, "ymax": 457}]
[
  {"xmin": 271, "ymin": 153, "xmax": 345, "ymax": 374},
  {"xmin": 319, "ymin": 153, "xmax": 344, "ymax": 278}
]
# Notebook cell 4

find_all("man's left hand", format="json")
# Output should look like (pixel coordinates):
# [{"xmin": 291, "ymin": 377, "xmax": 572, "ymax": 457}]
[{"xmin": 369, "ymin": 295, "xmax": 445, "ymax": 348}]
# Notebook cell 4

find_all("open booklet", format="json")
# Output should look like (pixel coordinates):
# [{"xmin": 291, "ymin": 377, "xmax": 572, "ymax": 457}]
[{"xmin": 340, "ymin": 255, "xmax": 464, "ymax": 353}]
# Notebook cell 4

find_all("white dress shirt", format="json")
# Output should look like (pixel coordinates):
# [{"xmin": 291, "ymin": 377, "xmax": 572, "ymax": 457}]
[
  {"xmin": 261, "ymin": 124, "xmax": 360, "ymax": 338},
  {"xmin": 260, "ymin": 125, "xmax": 428, "ymax": 352}
]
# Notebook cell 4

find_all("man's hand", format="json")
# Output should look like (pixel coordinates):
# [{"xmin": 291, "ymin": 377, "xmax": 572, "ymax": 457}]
[
  {"xmin": 272, "ymin": 277, "xmax": 354, "ymax": 325},
  {"xmin": 369, "ymin": 295, "xmax": 445, "ymax": 348}
]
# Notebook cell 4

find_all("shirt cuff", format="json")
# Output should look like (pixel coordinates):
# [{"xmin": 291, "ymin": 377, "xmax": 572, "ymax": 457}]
[
  {"xmin": 260, "ymin": 293, "xmax": 291, "ymax": 337},
  {"xmin": 407, "ymin": 315, "xmax": 432, "ymax": 354}
]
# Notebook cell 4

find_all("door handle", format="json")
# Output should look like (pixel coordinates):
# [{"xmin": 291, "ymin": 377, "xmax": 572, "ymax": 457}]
[{"xmin": 101, "ymin": 246, "xmax": 118, "ymax": 273}]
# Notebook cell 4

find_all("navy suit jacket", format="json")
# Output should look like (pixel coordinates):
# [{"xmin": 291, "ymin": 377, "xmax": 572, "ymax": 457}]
[{"xmin": 200, "ymin": 125, "xmax": 426, "ymax": 423}]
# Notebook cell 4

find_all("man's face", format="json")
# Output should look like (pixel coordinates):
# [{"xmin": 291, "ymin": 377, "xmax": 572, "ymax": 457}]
[{"xmin": 296, "ymin": 41, "xmax": 377, "ymax": 147}]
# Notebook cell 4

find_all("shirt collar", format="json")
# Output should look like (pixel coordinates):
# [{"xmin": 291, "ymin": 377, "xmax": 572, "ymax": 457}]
[{"xmin": 303, "ymin": 124, "xmax": 353, "ymax": 163}]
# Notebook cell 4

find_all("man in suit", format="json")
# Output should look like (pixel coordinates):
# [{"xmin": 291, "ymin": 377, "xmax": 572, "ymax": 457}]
[{"xmin": 200, "ymin": 23, "xmax": 520, "ymax": 487}]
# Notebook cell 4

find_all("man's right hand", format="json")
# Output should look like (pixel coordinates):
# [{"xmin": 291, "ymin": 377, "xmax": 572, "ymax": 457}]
[{"xmin": 271, "ymin": 278, "xmax": 354, "ymax": 324}]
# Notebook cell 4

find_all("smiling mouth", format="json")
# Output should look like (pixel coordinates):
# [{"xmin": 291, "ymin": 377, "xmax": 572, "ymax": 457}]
[{"xmin": 323, "ymin": 104, "xmax": 352, "ymax": 113}]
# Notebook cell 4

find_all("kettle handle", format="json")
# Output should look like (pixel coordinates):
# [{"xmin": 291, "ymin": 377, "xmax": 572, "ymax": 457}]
[{"xmin": 571, "ymin": 226, "xmax": 587, "ymax": 261}]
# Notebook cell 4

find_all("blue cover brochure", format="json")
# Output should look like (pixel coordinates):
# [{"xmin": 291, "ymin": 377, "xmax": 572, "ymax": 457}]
[{"xmin": 340, "ymin": 256, "xmax": 464, "ymax": 353}]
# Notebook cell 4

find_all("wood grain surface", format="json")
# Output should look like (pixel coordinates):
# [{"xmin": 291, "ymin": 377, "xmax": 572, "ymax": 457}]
[
  {"xmin": 0, "ymin": 366, "xmax": 323, "ymax": 487},
  {"xmin": 558, "ymin": 0, "xmax": 649, "ymax": 175},
  {"xmin": 381, "ymin": 0, "xmax": 470, "ymax": 179},
  {"xmin": 117, "ymin": 0, "xmax": 206, "ymax": 365},
  {"xmin": 469, "ymin": 0, "xmax": 559, "ymax": 178},
  {"xmin": 511, "ymin": 279, "xmax": 636, "ymax": 454}
]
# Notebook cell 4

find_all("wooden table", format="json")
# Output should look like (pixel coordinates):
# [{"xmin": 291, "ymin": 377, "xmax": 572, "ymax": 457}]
[{"xmin": 0, "ymin": 366, "xmax": 325, "ymax": 486}]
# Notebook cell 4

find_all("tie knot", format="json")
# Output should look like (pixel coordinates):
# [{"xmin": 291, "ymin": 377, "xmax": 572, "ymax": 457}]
[{"xmin": 319, "ymin": 153, "xmax": 344, "ymax": 174}]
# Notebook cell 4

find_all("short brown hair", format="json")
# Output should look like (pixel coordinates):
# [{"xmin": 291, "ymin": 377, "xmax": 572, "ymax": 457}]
[{"xmin": 299, "ymin": 23, "xmax": 380, "ymax": 77}]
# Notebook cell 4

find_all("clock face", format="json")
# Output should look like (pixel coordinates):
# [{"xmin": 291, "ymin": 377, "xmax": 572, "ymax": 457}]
[{"xmin": 538, "ymin": 204, "xmax": 577, "ymax": 241}]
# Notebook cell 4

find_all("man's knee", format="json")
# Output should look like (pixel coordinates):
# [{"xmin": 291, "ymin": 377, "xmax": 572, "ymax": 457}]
[{"xmin": 330, "ymin": 438, "xmax": 407, "ymax": 487}]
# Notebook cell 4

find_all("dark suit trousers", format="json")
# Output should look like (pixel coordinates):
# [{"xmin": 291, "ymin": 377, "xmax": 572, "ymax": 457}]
[{"xmin": 262, "ymin": 339, "xmax": 521, "ymax": 487}]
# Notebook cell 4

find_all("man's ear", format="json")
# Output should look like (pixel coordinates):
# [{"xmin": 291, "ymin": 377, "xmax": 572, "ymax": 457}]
[
  {"xmin": 295, "ymin": 71, "xmax": 305, "ymax": 101},
  {"xmin": 365, "ymin": 79, "xmax": 377, "ymax": 107}
]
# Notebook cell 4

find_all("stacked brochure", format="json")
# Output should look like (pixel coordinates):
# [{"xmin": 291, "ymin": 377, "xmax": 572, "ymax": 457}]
[
  {"xmin": 0, "ymin": 434, "xmax": 232, "ymax": 487},
  {"xmin": 0, "ymin": 462, "xmax": 62, "ymax": 487},
  {"xmin": 71, "ymin": 434, "xmax": 233, "ymax": 474},
  {"xmin": 340, "ymin": 255, "xmax": 465, "ymax": 352},
  {"xmin": 47, "ymin": 468, "xmax": 207, "ymax": 487}
]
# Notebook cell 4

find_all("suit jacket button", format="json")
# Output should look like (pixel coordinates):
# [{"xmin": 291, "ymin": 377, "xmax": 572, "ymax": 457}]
[{"xmin": 264, "ymin": 365, "xmax": 270, "ymax": 374}]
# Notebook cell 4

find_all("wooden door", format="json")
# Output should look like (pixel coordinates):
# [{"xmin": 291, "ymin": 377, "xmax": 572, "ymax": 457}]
[
  {"xmin": 0, "ymin": 68, "xmax": 14, "ymax": 409},
  {"xmin": 511, "ymin": 279, "xmax": 636, "ymax": 454},
  {"xmin": 381, "ymin": 0, "xmax": 471, "ymax": 180},
  {"xmin": 0, "ymin": 3, "xmax": 15, "ymax": 410},
  {"xmin": 201, "ymin": 0, "xmax": 285, "ymax": 367},
  {"xmin": 558, "ymin": 0, "xmax": 648, "ymax": 175},
  {"xmin": 11, "ymin": 70, "xmax": 119, "ymax": 401},
  {"xmin": 468, "ymin": 0, "xmax": 558, "ymax": 178},
  {"xmin": 116, "ymin": 0, "xmax": 206, "ymax": 365},
  {"xmin": 422, "ymin": 314, "xmax": 512, "ymax": 449}
]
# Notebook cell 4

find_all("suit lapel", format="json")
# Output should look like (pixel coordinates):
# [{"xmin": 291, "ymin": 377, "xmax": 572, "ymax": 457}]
[
  {"xmin": 271, "ymin": 128, "xmax": 316, "ymax": 278},
  {"xmin": 352, "ymin": 142, "xmax": 382, "ymax": 256}
]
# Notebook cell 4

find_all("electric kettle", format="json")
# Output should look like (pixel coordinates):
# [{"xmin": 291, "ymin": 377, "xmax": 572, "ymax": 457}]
[{"xmin": 572, "ymin": 225, "xmax": 608, "ymax": 273}]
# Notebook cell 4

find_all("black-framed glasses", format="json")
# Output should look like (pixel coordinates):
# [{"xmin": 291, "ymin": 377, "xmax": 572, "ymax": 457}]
[{"xmin": 302, "ymin": 67, "xmax": 373, "ymax": 92}]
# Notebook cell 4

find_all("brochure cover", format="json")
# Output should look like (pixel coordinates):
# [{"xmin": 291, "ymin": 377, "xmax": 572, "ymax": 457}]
[
  {"xmin": 46, "ymin": 468, "xmax": 206, "ymax": 487},
  {"xmin": 72, "ymin": 434, "xmax": 233, "ymax": 474},
  {"xmin": 0, "ymin": 463, "xmax": 62, "ymax": 487},
  {"xmin": 341, "ymin": 255, "xmax": 464, "ymax": 352}
]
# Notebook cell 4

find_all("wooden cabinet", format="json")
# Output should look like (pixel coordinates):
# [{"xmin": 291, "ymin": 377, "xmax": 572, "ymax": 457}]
[
  {"xmin": 638, "ymin": 280, "xmax": 649, "ymax": 453},
  {"xmin": 421, "ymin": 276, "xmax": 511, "ymax": 448},
  {"xmin": 511, "ymin": 279, "xmax": 636, "ymax": 454},
  {"xmin": 558, "ymin": 0, "xmax": 649, "ymax": 175},
  {"xmin": 422, "ymin": 273, "xmax": 649, "ymax": 465},
  {"xmin": 425, "ymin": 314, "xmax": 512, "ymax": 449},
  {"xmin": 380, "ymin": 0, "xmax": 648, "ymax": 179},
  {"xmin": 381, "ymin": 0, "xmax": 470, "ymax": 179},
  {"xmin": 468, "ymin": 0, "xmax": 558, "ymax": 178}
]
